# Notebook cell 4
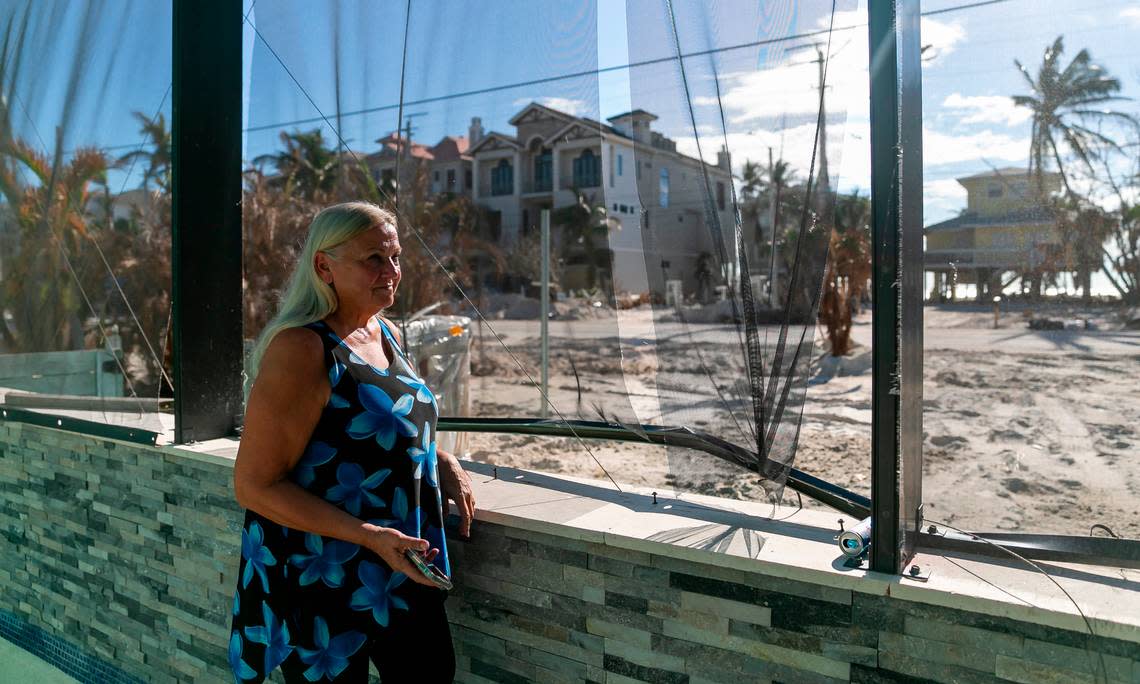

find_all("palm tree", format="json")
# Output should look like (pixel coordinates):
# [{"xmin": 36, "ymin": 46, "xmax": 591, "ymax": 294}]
[
  {"xmin": 1012, "ymin": 36, "xmax": 1134, "ymax": 197},
  {"xmin": 552, "ymin": 190, "xmax": 619, "ymax": 296},
  {"xmin": 741, "ymin": 158, "xmax": 797, "ymax": 304},
  {"xmin": 115, "ymin": 111, "xmax": 171, "ymax": 193},
  {"xmin": 818, "ymin": 192, "xmax": 871, "ymax": 356},
  {"xmin": 0, "ymin": 133, "xmax": 109, "ymax": 352},
  {"xmin": 253, "ymin": 129, "xmax": 342, "ymax": 200},
  {"xmin": 1012, "ymin": 36, "xmax": 1136, "ymax": 300}
]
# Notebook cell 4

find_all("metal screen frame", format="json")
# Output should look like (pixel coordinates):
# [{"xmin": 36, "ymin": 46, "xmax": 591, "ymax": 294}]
[
  {"xmin": 868, "ymin": 0, "xmax": 924, "ymax": 574},
  {"xmin": 171, "ymin": 0, "xmax": 244, "ymax": 443}
]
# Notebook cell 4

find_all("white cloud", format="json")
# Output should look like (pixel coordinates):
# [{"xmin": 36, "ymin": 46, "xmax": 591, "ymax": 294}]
[
  {"xmin": 1121, "ymin": 7, "xmax": 1140, "ymax": 26},
  {"xmin": 918, "ymin": 16, "xmax": 967, "ymax": 65},
  {"xmin": 671, "ymin": 119, "xmax": 871, "ymax": 193},
  {"xmin": 512, "ymin": 96, "xmax": 589, "ymax": 117},
  {"xmin": 923, "ymin": 127, "xmax": 1026, "ymax": 166},
  {"xmin": 941, "ymin": 93, "xmax": 1032, "ymax": 127},
  {"xmin": 690, "ymin": 11, "xmax": 965, "ymax": 128},
  {"xmin": 923, "ymin": 178, "xmax": 969, "ymax": 222}
]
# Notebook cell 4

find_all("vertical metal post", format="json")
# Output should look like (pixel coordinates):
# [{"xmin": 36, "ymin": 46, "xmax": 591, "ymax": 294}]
[
  {"xmin": 868, "ymin": 0, "xmax": 923, "ymax": 574},
  {"xmin": 540, "ymin": 209, "xmax": 551, "ymax": 419},
  {"xmin": 172, "ymin": 0, "xmax": 244, "ymax": 443}
]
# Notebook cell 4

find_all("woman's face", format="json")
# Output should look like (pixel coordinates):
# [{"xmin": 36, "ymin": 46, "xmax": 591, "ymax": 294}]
[{"xmin": 317, "ymin": 222, "xmax": 402, "ymax": 313}]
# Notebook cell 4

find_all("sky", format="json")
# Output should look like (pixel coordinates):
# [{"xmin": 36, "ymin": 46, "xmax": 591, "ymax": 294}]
[{"xmin": 7, "ymin": 0, "xmax": 1140, "ymax": 294}]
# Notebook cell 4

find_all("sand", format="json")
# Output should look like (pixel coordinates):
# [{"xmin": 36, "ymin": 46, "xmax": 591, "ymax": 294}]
[{"xmin": 457, "ymin": 304, "xmax": 1140, "ymax": 540}]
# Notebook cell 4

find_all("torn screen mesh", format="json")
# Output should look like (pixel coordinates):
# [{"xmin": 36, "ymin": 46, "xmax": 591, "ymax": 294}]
[{"xmin": 239, "ymin": 0, "xmax": 858, "ymax": 504}]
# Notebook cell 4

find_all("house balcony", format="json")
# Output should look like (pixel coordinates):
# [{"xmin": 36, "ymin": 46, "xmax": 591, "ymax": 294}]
[
  {"xmin": 560, "ymin": 175, "xmax": 601, "ymax": 191},
  {"xmin": 520, "ymin": 178, "xmax": 553, "ymax": 196},
  {"xmin": 924, "ymin": 247, "xmax": 1053, "ymax": 270}
]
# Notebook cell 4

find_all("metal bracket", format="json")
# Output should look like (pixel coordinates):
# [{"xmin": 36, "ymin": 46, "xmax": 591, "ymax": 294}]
[{"xmin": 903, "ymin": 563, "xmax": 931, "ymax": 582}]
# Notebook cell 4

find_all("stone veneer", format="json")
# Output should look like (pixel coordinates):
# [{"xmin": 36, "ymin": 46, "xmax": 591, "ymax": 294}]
[{"xmin": 1, "ymin": 420, "xmax": 1138, "ymax": 683}]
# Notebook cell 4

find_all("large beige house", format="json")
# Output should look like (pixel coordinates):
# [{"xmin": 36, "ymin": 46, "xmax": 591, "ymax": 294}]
[
  {"xmin": 472, "ymin": 104, "xmax": 736, "ymax": 295},
  {"xmin": 924, "ymin": 167, "xmax": 1062, "ymax": 300},
  {"xmin": 369, "ymin": 103, "xmax": 736, "ymax": 296}
]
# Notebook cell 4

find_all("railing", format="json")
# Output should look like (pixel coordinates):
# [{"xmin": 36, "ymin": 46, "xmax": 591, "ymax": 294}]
[
  {"xmin": 560, "ymin": 175, "xmax": 600, "ymax": 190},
  {"xmin": 923, "ymin": 248, "xmax": 1039, "ymax": 268},
  {"xmin": 520, "ymin": 179, "xmax": 553, "ymax": 194}
]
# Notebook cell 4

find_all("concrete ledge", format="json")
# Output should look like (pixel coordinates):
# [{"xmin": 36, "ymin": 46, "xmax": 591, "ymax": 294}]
[
  {"xmin": 456, "ymin": 460, "xmax": 1140, "ymax": 644},
  {"xmin": 2, "ymin": 422, "xmax": 1137, "ymax": 683}
]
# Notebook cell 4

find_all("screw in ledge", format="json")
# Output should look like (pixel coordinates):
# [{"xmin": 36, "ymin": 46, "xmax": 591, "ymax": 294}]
[
  {"xmin": 651, "ymin": 492, "xmax": 658, "ymax": 505},
  {"xmin": 492, "ymin": 466, "xmax": 498, "ymax": 480},
  {"xmin": 909, "ymin": 565, "xmax": 922, "ymax": 576},
  {"xmin": 927, "ymin": 524, "xmax": 938, "ymax": 534}
]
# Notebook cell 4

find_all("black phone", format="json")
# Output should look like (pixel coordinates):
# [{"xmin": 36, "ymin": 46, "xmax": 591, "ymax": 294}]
[{"xmin": 404, "ymin": 549, "xmax": 453, "ymax": 590}]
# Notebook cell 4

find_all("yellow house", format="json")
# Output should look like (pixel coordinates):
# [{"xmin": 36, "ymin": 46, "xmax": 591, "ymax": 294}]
[{"xmin": 924, "ymin": 167, "xmax": 1062, "ymax": 300}]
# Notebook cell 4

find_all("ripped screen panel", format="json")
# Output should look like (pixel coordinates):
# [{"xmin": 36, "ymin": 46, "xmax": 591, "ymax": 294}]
[{"xmin": 241, "ymin": 0, "xmax": 870, "ymax": 507}]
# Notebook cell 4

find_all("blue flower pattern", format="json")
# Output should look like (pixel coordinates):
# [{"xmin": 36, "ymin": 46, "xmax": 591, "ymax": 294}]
[
  {"xmin": 406, "ymin": 422, "xmax": 439, "ymax": 487},
  {"xmin": 296, "ymin": 616, "xmax": 367, "ymax": 681},
  {"xmin": 346, "ymin": 385, "xmax": 417, "ymax": 450},
  {"xmin": 289, "ymin": 533, "xmax": 360, "ymax": 588},
  {"xmin": 244, "ymin": 602, "xmax": 293, "ymax": 675},
  {"xmin": 294, "ymin": 441, "xmax": 337, "ymax": 488},
  {"xmin": 325, "ymin": 462, "xmax": 391, "ymax": 516},
  {"xmin": 229, "ymin": 630, "xmax": 257, "ymax": 682},
  {"xmin": 397, "ymin": 373, "xmax": 436, "ymax": 408},
  {"xmin": 241, "ymin": 521, "xmax": 277, "ymax": 592},
  {"xmin": 231, "ymin": 318, "xmax": 446, "ymax": 680},
  {"xmin": 349, "ymin": 561, "xmax": 410, "ymax": 627}
]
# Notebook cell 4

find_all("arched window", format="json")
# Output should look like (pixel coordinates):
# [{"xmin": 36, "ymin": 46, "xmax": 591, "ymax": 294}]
[
  {"xmin": 572, "ymin": 149, "xmax": 600, "ymax": 188},
  {"xmin": 534, "ymin": 148, "xmax": 552, "ymax": 192},
  {"xmin": 659, "ymin": 167, "xmax": 669, "ymax": 208},
  {"xmin": 491, "ymin": 159, "xmax": 513, "ymax": 196}
]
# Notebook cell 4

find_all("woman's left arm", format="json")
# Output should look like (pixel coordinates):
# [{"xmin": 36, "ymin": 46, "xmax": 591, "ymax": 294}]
[{"xmin": 437, "ymin": 449, "xmax": 476, "ymax": 538}]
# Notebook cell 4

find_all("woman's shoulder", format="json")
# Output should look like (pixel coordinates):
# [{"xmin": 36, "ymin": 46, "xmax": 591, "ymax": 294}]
[
  {"xmin": 250, "ymin": 326, "xmax": 331, "ymax": 403},
  {"xmin": 263, "ymin": 325, "xmax": 328, "ymax": 369}
]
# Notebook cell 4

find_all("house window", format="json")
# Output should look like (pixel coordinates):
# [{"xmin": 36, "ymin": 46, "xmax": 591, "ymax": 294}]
[
  {"xmin": 987, "ymin": 182, "xmax": 1003, "ymax": 198},
  {"xmin": 434, "ymin": 171, "xmax": 440, "ymax": 181},
  {"xmin": 659, "ymin": 168, "xmax": 669, "ymax": 208},
  {"xmin": 617, "ymin": 154, "xmax": 623, "ymax": 177},
  {"xmin": 572, "ymin": 149, "xmax": 601, "ymax": 188},
  {"xmin": 491, "ymin": 159, "xmax": 513, "ymax": 196},
  {"xmin": 716, "ymin": 181, "xmax": 726, "ymax": 211},
  {"xmin": 446, "ymin": 169, "xmax": 456, "ymax": 190},
  {"xmin": 380, "ymin": 169, "xmax": 395, "ymax": 186},
  {"xmin": 609, "ymin": 146, "xmax": 615, "ymax": 188},
  {"xmin": 465, "ymin": 169, "xmax": 472, "ymax": 189},
  {"xmin": 613, "ymin": 203, "xmax": 619, "ymax": 212},
  {"xmin": 534, "ymin": 149, "xmax": 552, "ymax": 191}
]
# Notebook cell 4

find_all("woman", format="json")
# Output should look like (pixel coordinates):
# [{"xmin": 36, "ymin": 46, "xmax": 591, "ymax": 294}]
[{"xmin": 230, "ymin": 202, "xmax": 475, "ymax": 683}]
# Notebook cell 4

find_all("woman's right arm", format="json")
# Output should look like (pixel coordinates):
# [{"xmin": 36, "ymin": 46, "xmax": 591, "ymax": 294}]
[{"xmin": 233, "ymin": 327, "xmax": 438, "ymax": 585}]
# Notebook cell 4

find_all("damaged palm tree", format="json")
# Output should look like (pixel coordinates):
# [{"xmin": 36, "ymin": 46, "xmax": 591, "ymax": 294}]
[
  {"xmin": 818, "ymin": 193, "xmax": 871, "ymax": 357},
  {"xmin": 552, "ymin": 190, "xmax": 618, "ymax": 297}
]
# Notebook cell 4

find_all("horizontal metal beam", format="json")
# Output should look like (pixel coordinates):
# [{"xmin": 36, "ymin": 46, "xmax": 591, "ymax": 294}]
[
  {"xmin": 919, "ymin": 529, "xmax": 1140, "ymax": 570},
  {"xmin": 438, "ymin": 417, "xmax": 870, "ymax": 520},
  {"xmin": 0, "ymin": 405, "xmax": 160, "ymax": 446}
]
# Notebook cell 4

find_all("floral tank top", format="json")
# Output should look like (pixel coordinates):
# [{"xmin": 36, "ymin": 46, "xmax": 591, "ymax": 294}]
[{"xmin": 229, "ymin": 317, "xmax": 448, "ymax": 682}]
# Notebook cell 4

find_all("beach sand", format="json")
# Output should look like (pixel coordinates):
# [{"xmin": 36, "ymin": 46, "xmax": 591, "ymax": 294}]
[{"xmin": 458, "ymin": 305, "xmax": 1140, "ymax": 539}]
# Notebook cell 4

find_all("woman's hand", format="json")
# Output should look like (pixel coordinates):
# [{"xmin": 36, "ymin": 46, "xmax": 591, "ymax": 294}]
[
  {"xmin": 359, "ymin": 524, "xmax": 441, "ymax": 587},
  {"xmin": 438, "ymin": 450, "xmax": 476, "ymax": 538}
]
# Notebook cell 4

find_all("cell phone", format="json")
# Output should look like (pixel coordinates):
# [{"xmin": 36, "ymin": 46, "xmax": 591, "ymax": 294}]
[{"xmin": 404, "ymin": 548, "xmax": 453, "ymax": 591}]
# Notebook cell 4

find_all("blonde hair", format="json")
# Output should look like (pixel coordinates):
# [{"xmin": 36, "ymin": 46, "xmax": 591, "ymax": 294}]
[{"xmin": 246, "ymin": 201, "xmax": 396, "ymax": 395}]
